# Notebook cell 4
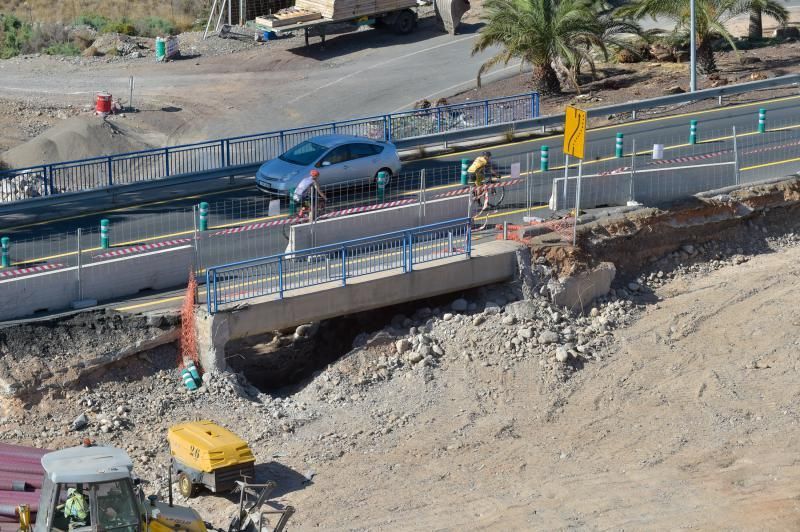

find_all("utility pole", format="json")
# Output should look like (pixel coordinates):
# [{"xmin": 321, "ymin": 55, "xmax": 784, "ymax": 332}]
[{"xmin": 690, "ymin": 0, "xmax": 697, "ymax": 92}]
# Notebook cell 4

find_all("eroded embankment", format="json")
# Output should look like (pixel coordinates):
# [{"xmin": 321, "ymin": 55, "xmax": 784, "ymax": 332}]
[{"xmin": 524, "ymin": 176, "xmax": 800, "ymax": 286}]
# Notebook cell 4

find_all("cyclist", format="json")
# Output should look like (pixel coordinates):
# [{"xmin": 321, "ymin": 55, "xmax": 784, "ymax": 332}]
[
  {"xmin": 293, "ymin": 169, "xmax": 327, "ymax": 221},
  {"xmin": 468, "ymin": 151, "xmax": 494, "ymax": 187}
]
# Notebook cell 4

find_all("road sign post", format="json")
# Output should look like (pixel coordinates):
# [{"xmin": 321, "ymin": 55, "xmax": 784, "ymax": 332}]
[{"xmin": 564, "ymin": 106, "xmax": 587, "ymax": 246}]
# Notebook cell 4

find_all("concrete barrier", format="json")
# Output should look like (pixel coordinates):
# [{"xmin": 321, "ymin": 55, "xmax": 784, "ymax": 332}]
[
  {"xmin": 288, "ymin": 195, "xmax": 471, "ymax": 253},
  {"xmin": 0, "ymin": 245, "xmax": 193, "ymax": 321}
]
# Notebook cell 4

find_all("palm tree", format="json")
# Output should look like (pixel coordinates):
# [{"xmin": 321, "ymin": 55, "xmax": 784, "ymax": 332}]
[
  {"xmin": 748, "ymin": 0, "xmax": 789, "ymax": 40},
  {"xmin": 472, "ymin": 0, "xmax": 616, "ymax": 95},
  {"xmin": 620, "ymin": 0, "xmax": 788, "ymax": 74}
]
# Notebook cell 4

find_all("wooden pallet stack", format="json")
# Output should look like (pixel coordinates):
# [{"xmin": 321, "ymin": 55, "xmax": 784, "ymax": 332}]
[
  {"xmin": 295, "ymin": 0, "xmax": 417, "ymax": 20},
  {"xmin": 256, "ymin": 7, "xmax": 323, "ymax": 28}
]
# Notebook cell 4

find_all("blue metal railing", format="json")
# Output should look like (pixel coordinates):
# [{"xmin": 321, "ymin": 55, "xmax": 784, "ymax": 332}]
[
  {"xmin": 205, "ymin": 218, "xmax": 472, "ymax": 313},
  {"xmin": 0, "ymin": 93, "xmax": 539, "ymax": 204}
]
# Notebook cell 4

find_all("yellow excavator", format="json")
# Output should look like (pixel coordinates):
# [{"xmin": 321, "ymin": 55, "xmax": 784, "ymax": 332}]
[{"xmin": 16, "ymin": 442, "xmax": 293, "ymax": 532}]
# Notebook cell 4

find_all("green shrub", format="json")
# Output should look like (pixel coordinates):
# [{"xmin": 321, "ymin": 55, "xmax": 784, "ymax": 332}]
[
  {"xmin": 102, "ymin": 20, "xmax": 136, "ymax": 35},
  {"xmin": 73, "ymin": 13, "xmax": 109, "ymax": 31},
  {"xmin": 43, "ymin": 42, "xmax": 81, "ymax": 56},
  {"xmin": 134, "ymin": 16, "xmax": 176, "ymax": 37},
  {"xmin": 0, "ymin": 13, "xmax": 32, "ymax": 59},
  {"xmin": 22, "ymin": 22, "xmax": 70, "ymax": 54}
]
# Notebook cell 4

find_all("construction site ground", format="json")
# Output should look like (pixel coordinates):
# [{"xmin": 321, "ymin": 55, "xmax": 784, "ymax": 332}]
[{"xmin": 2, "ymin": 184, "xmax": 800, "ymax": 528}]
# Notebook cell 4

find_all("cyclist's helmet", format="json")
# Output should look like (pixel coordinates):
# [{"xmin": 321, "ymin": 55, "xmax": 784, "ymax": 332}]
[
  {"xmin": 483, "ymin": 151, "xmax": 492, "ymax": 158},
  {"xmin": 310, "ymin": 170, "xmax": 320, "ymax": 177}
]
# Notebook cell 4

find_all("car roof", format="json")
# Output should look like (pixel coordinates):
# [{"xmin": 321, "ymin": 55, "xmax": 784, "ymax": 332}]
[{"xmin": 308, "ymin": 134, "xmax": 378, "ymax": 147}]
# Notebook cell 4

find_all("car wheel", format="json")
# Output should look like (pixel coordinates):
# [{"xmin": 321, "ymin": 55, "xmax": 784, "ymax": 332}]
[{"xmin": 375, "ymin": 169, "xmax": 393, "ymax": 189}]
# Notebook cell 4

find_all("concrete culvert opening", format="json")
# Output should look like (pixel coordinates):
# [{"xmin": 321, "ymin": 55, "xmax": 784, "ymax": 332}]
[{"xmin": 223, "ymin": 286, "xmax": 512, "ymax": 393}]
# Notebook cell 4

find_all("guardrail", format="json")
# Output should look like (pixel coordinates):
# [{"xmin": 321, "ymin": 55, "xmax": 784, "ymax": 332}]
[
  {"xmin": 396, "ymin": 74, "xmax": 800, "ymax": 148},
  {"xmin": 0, "ymin": 93, "xmax": 539, "ymax": 205},
  {"xmin": 205, "ymin": 217, "xmax": 471, "ymax": 313}
]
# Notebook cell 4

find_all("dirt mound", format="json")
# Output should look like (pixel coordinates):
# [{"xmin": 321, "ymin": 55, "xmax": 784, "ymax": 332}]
[{"xmin": 1, "ymin": 115, "xmax": 154, "ymax": 168}]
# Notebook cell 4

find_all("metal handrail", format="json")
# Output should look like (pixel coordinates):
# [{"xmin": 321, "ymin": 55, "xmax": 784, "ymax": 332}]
[{"xmin": 206, "ymin": 217, "xmax": 472, "ymax": 313}]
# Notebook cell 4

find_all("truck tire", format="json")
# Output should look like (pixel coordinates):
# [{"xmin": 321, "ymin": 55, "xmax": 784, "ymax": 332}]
[
  {"xmin": 178, "ymin": 472, "xmax": 199, "ymax": 498},
  {"xmin": 391, "ymin": 10, "xmax": 417, "ymax": 34}
]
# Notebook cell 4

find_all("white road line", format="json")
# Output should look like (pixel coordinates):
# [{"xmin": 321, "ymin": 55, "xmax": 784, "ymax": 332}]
[
  {"xmin": 286, "ymin": 34, "xmax": 479, "ymax": 105},
  {"xmin": 390, "ymin": 62, "xmax": 526, "ymax": 113}
]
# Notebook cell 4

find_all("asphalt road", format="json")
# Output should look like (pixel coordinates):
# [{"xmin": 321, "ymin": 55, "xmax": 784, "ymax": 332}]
[{"xmin": 5, "ymin": 92, "xmax": 800, "ymax": 270}]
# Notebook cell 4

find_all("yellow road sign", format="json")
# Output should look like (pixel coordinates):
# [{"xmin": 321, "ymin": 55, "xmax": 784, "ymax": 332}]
[{"xmin": 564, "ymin": 106, "xmax": 587, "ymax": 159}]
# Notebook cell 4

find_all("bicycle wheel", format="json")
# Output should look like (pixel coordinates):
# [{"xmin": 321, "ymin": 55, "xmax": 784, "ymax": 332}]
[{"xmin": 486, "ymin": 184, "xmax": 505, "ymax": 209}]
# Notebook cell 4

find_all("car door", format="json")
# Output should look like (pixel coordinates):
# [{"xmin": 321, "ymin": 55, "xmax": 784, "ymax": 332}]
[
  {"xmin": 348, "ymin": 143, "xmax": 382, "ymax": 182},
  {"xmin": 316, "ymin": 145, "xmax": 352, "ymax": 185}
]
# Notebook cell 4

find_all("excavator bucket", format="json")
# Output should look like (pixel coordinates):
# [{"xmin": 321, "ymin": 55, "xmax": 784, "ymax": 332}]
[{"xmin": 434, "ymin": 0, "xmax": 471, "ymax": 35}]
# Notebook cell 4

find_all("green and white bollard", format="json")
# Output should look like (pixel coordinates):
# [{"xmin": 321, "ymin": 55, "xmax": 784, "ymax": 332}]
[
  {"xmin": 1, "ymin": 237, "xmax": 9, "ymax": 268},
  {"xmin": 540, "ymin": 145, "xmax": 549, "ymax": 171},
  {"xmin": 198, "ymin": 202, "xmax": 209, "ymax": 231},
  {"xmin": 100, "ymin": 219, "xmax": 110, "ymax": 249},
  {"xmin": 758, "ymin": 108, "xmax": 766, "ymax": 133},
  {"xmin": 289, "ymin": 188, "xmax": 297, "ymax": 216},
  {"xmin": 460, "ymin": 158, "xmax": 469, "ymax": 185},
  {"xmin": 615, "ymin": 133, "xmax": 624, "ymax": 158},
  {"xmin": 377, "ymin": 171, "xmax": 387, "ymax": 202},
  {"xmin": 689, "ymin": 119, "xmax": 698, "ymax": 145}
]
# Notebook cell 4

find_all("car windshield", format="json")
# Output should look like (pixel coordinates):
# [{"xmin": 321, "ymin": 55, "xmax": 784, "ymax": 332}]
[
  {"xmin": 279, "ymin": 141, "xmax": 328, "ymax": 166},
  {"xmin": 94, "ymin": 479, "xmax": 139, "ymax": 532}
]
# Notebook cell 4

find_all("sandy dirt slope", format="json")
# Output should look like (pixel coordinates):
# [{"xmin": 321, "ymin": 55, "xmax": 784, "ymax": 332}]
[{"xmin": 287, "ymin": 245, "xmax": 800, "ymax": 530}]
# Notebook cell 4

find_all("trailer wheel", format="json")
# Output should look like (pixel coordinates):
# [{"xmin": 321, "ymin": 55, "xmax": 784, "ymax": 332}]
[
  {"xmin": 392, "ymin": 10, "xmax": 416, "ymax": 34},
  {"xmin": 178, "ymin": 473, "xmax": 198, "ymax": 498}
]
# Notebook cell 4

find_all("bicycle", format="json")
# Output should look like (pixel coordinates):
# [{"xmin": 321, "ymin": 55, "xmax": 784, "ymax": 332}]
[
  {"xmin": 470, "ymin": 171, "xmax": 505, "ymax": 231},
  {"xmin": 282, "ymin": 196, "xmax": 328, "ymax": 241}
]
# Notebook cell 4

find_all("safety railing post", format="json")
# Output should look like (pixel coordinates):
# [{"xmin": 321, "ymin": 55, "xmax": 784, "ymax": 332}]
[
  {"xmin": 205, "ymin": 269, "xmax": 212, "ymax": 313},
  {"xmin": 278, "ymin": 257, "xmax": 284, "ymax": 299},
  {"xmin": 531, "ymin": 93, "xmax": 536, "ymax": 118},
  {"xmin": 732, "ymin": 125, "xmax": 740, "ymax": 185},
  {"xmin": 220, "ymin": 140, "xmax": 226, "ymax": 168},
  {"xmin": 164, "ymin": 147, "xmax": 171, "ymax": 176},
  {"xmin": 76, "ymin": 228, "xmax": 82, "ymax": 301},
  {"xmin": 385, "ymin": 115, "xmax": 392, "ymax": 141},
  {"xmin": 279, "ymin": 131, "xmax": 285, "ymax": 153},
  {"xmin": 629, "ymin": 139, "xmax": 637, "ymax": 203},
  {"xmin": 466, "ymin": 222, "xmax": 472, "ymax": 257},
  {"xmin": 1, "ymin": 236, "xmax": 10, "ymax": 268},
  {"xmin": 107, "ymin": 156, "xmax": 113, "ymax": 187},
  {"xmin": 212, "ymin": 271, "xmax": 218, "ymax": 314},
  {"xmin": 407, "ymin": 232, "xmax": 414, "ymax": 271},
  {"xmin": 436, "ymin": 108, "xmax": 442, "ymax": 133},
  {"xmin": 484, "ymin": 100, "xmax": 490, "ymax": 125},
  {"xmin": 401, "ymin": 234, "xmax": 407, "ymax": 273},
  {"xmin": 46, "ymin": 165, "xmax": 53, "ymax": 196},
  {"xmin": 341, "ymin": 246, "xmax": 347, "ymax": 286}
]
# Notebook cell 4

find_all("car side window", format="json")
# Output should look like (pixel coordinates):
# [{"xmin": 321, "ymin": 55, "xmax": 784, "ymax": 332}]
[
  {"xmin": 350, "ymin": 143, "xmax": 382, "ymax": 159},
  {"xmin": 320, "ymin": 146, "xmax": 350, "ymax": 166}
]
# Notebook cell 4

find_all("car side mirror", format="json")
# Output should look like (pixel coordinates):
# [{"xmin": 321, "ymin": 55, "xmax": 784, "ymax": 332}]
[{"xmin": 321, "ymin": 161, "xmax": 331, "ymax": 167}]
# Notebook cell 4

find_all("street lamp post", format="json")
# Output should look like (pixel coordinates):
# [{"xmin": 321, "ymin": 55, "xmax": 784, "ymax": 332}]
[{"xmin": 690, "ymin": 0, "xmax": 697, "ymax": 92}]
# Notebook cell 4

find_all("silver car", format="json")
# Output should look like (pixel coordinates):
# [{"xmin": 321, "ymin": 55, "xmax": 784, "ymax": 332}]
[{"xmin": 256, "ymin": 134, "xmax": 402, "ymax": 196}]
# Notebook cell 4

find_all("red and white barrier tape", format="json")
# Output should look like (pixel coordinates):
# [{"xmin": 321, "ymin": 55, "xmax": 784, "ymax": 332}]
[
  {"xmin": 0, "ymin": 263, "xmax": 65, "ymax": 278},
  {"xmin": 94, "ymin": 238, "xmax": 192, "ymax": 259}
]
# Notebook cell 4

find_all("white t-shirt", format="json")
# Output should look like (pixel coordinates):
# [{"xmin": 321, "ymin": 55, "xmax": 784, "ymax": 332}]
[{"xmin": 294, "ymin": 176, "xmax": 314, "ymax": 201}]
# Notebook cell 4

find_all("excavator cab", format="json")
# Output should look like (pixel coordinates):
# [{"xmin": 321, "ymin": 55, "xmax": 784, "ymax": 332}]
[{"xmin": 27, "ymin": 445, "xmax": 206, "ymax": 532}]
